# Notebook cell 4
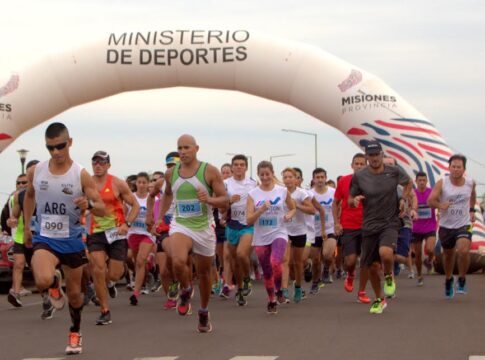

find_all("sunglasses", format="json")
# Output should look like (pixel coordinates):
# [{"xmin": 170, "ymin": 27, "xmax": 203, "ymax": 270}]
[
  {"xmin": 92, "ymin": 159, "xmax": 108, "ymax": 165},
  {"xmin": 17, "ymin": 181, "xmax": 28, "ymax": 185},
  {"xmin": 46, "ymin": 142, "xmax": 68, "ymax": 151}
]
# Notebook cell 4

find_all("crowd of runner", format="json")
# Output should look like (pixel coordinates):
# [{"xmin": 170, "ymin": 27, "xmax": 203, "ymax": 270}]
[{"xmin": 0, "ymin": 122, "xmax": 477, "ymax": 355}]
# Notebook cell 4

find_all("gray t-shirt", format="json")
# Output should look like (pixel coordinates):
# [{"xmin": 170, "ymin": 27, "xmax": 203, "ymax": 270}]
[{"xmin": 350, "ymin": 165, "xmax": 411, "ymax": 233}]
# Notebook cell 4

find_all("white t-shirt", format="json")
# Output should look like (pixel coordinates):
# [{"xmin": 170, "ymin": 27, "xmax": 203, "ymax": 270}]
[
  {"xmin": 311, "ymin": 187, "xmax": 336, "ymax": 236},
  {"xmin": 249, "ymin": 185, "xmax": 289, "ymax": 246},
  {"xmin": 225, "ymin": 176, "xmax": 258, "ymax": 226},
  {"xmin": 286, "ymin": 187, "xmax": 309, "ymax": 236},
  {"xmin": 127, "ymin": 193, "xmax": 155, "ymax": 241},
  {"xmin": 304, "ymin": 189, "xmax": 316, "ymax": 243}
]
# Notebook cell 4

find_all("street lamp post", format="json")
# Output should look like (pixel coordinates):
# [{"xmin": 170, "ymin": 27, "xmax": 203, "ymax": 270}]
[
  {"xmin": 269, "ymin": 153, "xmax": 295, "ymax": 163},
  {"xmin": 281, "ymin": 129, "xmax": 318, "ymax": 169},
  {"xmin": 17, "ymin": 149, "xmax": 29, "ymax": 174},
  {"xmin": 226, "ymin": 152, "xmax": 253, "ymax": 177}
]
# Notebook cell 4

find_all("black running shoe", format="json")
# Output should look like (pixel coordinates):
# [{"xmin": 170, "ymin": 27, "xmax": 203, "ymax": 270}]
[
  {"xmin": 236, "ymin": 290, "xmax": 247, "ymax": 306},
  {"xmin": 96, "ymin": 311, "xmax": 112, "ymax": 325},
  {"xmin": 8, "ymin": 289, "xmax": 22, "ymax": 308},
  {"xmin": 267, "ymin": 301, "xmax": 278, "ymax": 314},
  {"xmin": 197, "ymin": 309, "xmax": 212, "ymax": 333},
  {"xmin": 130, "ymin": 294, "xmax": 138, "ymax": 306},
  {"xmin": 108, "ymin": 283, "xmax": 117, "ymax": 299}
]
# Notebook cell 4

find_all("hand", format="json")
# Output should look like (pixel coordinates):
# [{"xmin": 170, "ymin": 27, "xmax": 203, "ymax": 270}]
[
  {"xmin": 261, "ymin": 200, "xmax": 271, "ymax": 211},
  {"xmin": 197, "ymin": 188, "xmax": 209, "ymax": 204},
  {"xmin": 230, "ymin": 194, "xmax": 241, "ymax": 204},
  {"xmin": 334, "ymin": 223, "xmax": 343, "ymax": 236},
  {"xmin": 322, "ymin": 232, "xmax": 328, "ymax": 241},
  {"xmin": 6, "ymin": 217, "xmax": 18, "ymax": 228},
  {"xmin": 470, "ymin": 212, "xmax": 476, "ymax": 223},
  {"xmin": 410, "ymin": 209, "xmax": 418, "ymax": 221},
  {"xmin": 145, "ymin": 215, "xmax": 154, "ymax": 232},
  {"xmin": 117, "ymin": 223, "xmax": 129, "ymax": 236},
  {"xmin": 74, "ymin": 196, "xmax": 89, "ymax": 211},
  {"xmin": 439, "ymin": 201, "xmax": 450, "ymax": 211},
  {"xmin": 399, "ymin": 198, "xmax": 406, "ymax": 214},
  {"xmin": 353, "ymin": 195, "xmax": 365, "ymax": 207},
  {"xmin": 23, "ymin": 227, "xmax": 32, "ymax": 248},
  {"xmin": 219, "ymin": 218, "xmax": 227, "ymax": 227},
  {"xmin": 283, "ymin": 213, "xmax": 293, "ymax": 222}
]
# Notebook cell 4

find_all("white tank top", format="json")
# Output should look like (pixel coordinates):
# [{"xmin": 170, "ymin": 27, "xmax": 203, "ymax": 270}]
[
  {"xmin": 311, "ymin": 187, "xmax": 336, "ymax": 236},
  {"xmin": 33, "ymin": 160, "xmax": 84, "ymax": 241},
  {"xmin": 128, "ymin": 193, "xmax": 154, "ymax": 240},
  {"xmin": 286, "ymin": 187, "xmax": 309, "ymax": 236},
  {"xmin": 249, "ymin": 184, "xmax": 288, "ymax": 246},
  {"xmin": 439, "ymin": 176, "xmax": 474, "ymax": 229},
  {"xmin": 225, "ymin": 176, "xmax": 257, "ymax": 226}
]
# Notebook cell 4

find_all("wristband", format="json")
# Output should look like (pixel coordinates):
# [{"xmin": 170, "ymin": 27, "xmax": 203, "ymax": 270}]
[
  {"xmin": 87, "ymin": 199, "xmax": 94, "ymax": 210},
  {"xmin": 469, "ymin": 208, "xmax": 476, "ymax": 213},
  {"xmin": 125, "ymin": 221, "xmax": 132, "ymax": 227}
]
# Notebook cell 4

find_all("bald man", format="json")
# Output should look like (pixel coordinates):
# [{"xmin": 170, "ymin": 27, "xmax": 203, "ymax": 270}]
[{"xmin": 154, "ymin": 135, "xmax": 228, "ymax": 333}]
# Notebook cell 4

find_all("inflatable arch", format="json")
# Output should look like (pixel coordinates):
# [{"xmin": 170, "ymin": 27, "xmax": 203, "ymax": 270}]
[
  {"xmin": 0, "ymin": 30, "xmax": 453, "ymax": 185},
  {"xmin": 0, "ymin": 29, "xmax": 484, "ymax": 268}
]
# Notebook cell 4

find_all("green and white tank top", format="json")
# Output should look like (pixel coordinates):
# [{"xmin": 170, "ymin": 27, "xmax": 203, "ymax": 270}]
[{"xmin": 171, "ymin": 162, "xmax": 213, "ymax": 231}]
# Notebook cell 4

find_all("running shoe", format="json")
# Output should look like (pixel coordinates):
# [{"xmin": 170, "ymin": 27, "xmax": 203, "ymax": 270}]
[
  {"xmin": 383, "ymin": 274, "xmax": 396, "ymax": 298},
  {"xmin": 294, "ymin": 286, "xmax": 302, "ymax": 304},
  {"xmin": 344, "ymin": 275, "xmax": 354, "ymax": 293},
  {"xmin": 276, "ymin": 290, "xmax": 285, "ymax": 304},
  {"xmin": 445, "ymin": 277, "xmax": 455, "ymax": 299},
  {"xmin": 65, "ymin": 332, "xmax": 82, "ymax": 355},
  {"xmin": 220, "ymin": 284, "xmax": 231, "ymax": 299},
  {"xmin": 393, "ymin": 261, "xmax": 401, "ymax": 276},
  {"xmin": 309, "ymin": 282, "xmax": 320, "ymax": 295},
  {"xmin": 49, "ymin": 270, "xmax": 66, "ymax": 310},
  {"xmin": 304, "ymin": 263, "xmax": 313, "ymax": 283},
  {"xmin": 83, "ymin": 284, "xmax": 94, "ymax": 306},
  {"xmin": 236, "ymin": 290, "xmax": 247, "ymax": 306},
  {"xmin": 177, "ymin": 287, "xmax": 193, "ymax": 316},
  {"xmin": 281, "ymin": 288, "xmax": 290, "ymax": 303},
  {"xmin": 151, "ymin": 279, "xmax": 162, "ymax": 292},
  {"xmin": 107, "ymin": 282, "xmax": 117, "ymax": 299},
  {"xmin": 423, "ymin": 258, "xmax": 432, "ymax": 274},
  {"xmin": 129, "ymin": 294, "xmax": 138, "ymax": 306},
  {"xmin": 140, "ymin": 287, "xmax": 150, "ymax": 295},
  {"xmin": 322, "ymin": 269, "xmax": 333, "ymax": 284},
  {"xmin": 408, "ymin": 272, "xmax": 415, "ymax": 279},
  {"xmin": 163, "ymin": 298, "xmax": 177, "ymax": 310},
  {"xmin": 417, "ymin": 277, "xmax": 424, "ymax": 287},
  {"xmin": 96, "ymin": 311, "xmax": 112, "ymax": 325},
  {"xmin": 357, "ymin": 291, "xmax": 371, "ymax": 304},
  {"xmin": 301, "ymin": 290, "xmax": 307, "ymax": 300},
  {"xmin": 211, "ymin": 278, "xmax": 223, "ymax": 296},
  {"xmin": 457, "ymin": 277, "xmax": 467, "ymax": 294},
  {"xmin": 168, "ymin": 281, "xmax": 179, "ymax": 300},
  {"xmin": 336, "ymin": 269, "xmax": 343, "ymax": 280},
  {"xmin": 19, "ymin": 288, "xmax": 32, "ymax": 297},
  {"xmin": 126, "ymin": 280, "xmax": 135, "ymax": 291},
  {"xmin": 197, "ymin": 309, "xmax": 212, "ymax": 333},
  {"xmin": 369, "ymin": 298, "xmax": 387, "ymax": 314},
  {"xmin": 41, "ymin": 303, "xmax": 56, "ymax": 320},
  {"xmin": 267, "ymin": 301, "xmax": 278, "ymax": 315},
  {"xmin": 242, "ymin": 277, "xmax": 252, "ymax": 297},
  {"xmin": 8, "ymin": 289, "xmax": 22, "ymax": 307}
]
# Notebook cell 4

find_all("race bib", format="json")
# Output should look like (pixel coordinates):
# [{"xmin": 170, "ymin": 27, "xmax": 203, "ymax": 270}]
[
  {"xmin": 131, "ymin": 220, "xmax": 147, "ymax": 231},
  {"xmin": 40, "ymin": 214, "xmax": 69, "ymax": 239},
  {"xmin": 259, "ymin": 217, "xmax": 277, "ymax": 228},
  {"xmin": 417, "ymin": 207, "xmax": 432, "ymax": 219},
  {"xmin": 105, "ymin": 227, "xmax": 124, "ymax": 244},
  {"xmin": 177, "ymin": 200, "xmax": 202, "ymax": 218},
  {"xmin": 231, "ymin": 208, "xmax": 246, "ymax": 222}
]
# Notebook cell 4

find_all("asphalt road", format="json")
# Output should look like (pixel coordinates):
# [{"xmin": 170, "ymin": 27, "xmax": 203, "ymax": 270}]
[{"xmin": 1, "ymin": 273, "xmax": 484, "ymax": 360}]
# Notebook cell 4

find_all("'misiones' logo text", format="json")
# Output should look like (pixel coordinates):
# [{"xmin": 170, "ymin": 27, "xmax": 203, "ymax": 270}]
[{"xmin": 341, "ymin": 94, "xmax": 397, "ymax": 115}]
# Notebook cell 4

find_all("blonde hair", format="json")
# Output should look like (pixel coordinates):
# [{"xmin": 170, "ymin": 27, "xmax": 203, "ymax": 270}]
[{"xmin": 282, "ymin": 167, "xmax": 297, "ymax": 177}]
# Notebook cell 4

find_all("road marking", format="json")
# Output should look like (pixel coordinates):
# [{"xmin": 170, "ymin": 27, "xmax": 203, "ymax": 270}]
[
  {"xmin": 23, "ymin": 358, "xmax": 65, "ymax": 360},
  {"xmin": 133, "ymin": 357, "xmax": 179, "ymax": 360},
  {"xmin": 469, "ymin": 357, "xmax": 485, "ymax": 360},
  {"xmin": 229, "ymin": 357, "xmax": 278, "ymax": 360}
]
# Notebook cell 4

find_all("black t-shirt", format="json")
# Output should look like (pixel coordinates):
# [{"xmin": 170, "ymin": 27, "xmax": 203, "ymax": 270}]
[{"xmin": 350, "ymin": 165, "xmax": 410, "ymax": 233}]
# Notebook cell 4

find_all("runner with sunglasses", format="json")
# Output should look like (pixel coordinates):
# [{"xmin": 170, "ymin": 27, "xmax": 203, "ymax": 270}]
[
  {"xmin": 86, "ymin": 151, "xmax": 139, "ymax": 324},
  {"xmin": 23, "ymin": 122, "xmax": 106, "ymax": 354}
]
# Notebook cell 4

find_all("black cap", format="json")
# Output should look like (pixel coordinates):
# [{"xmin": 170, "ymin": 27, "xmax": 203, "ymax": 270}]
[
  {"xmin": 365, "ymin": 141, "xmax": 383, "ymax": 155},
  {"xmin": 92, "ymin": 150, "xmax": 110, "ymax": 163},
  {"xmin": 26, "ymin": 160, "xmax": 40, "ymax": 169}
]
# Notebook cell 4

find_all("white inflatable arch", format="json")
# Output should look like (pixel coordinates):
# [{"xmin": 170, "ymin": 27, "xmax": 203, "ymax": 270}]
[{"xmin": 1, "ymin": 29, "xmax": 452, "ymax": 185}]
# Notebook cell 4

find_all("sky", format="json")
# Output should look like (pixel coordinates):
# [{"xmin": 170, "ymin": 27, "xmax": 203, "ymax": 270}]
[{"xmin": 1, "ymin": 0, "xmax": 484, "ymax": 205}]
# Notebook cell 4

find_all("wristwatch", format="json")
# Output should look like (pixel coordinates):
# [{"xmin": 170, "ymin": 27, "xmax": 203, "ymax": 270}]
[
  {"xmin": 87, "ymin": 200, "xmax": 94, "ymax": 210},
  {"xmin": 125, "ymin": 221, "xmax": 132, "ymax": 227}
]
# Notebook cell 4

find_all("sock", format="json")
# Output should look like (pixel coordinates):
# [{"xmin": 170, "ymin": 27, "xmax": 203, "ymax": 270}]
[
  {"xmin": 199, "ymin": 307, "xmax": 208, "ymax": 313},
  {"xmin": 69, "ymin": 304, "xmax": 83, "ymax": 333},
  {"xmin": 133, "ymin": 290, "xmax": 140, "ymax": 297}
]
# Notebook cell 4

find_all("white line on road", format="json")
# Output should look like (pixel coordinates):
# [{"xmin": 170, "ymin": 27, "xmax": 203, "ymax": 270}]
[
  {"xmin": 22, "ymin": 358, "xmax": 65, "ymax": 360},
  {"xmin": 133, "ymin": 357, "xmax": 179, "ymax": 360},
  {"xmin": 469, "ymin": 357, "xmax": 485, "ymax": 360},
  {"xmin": 229, "ymin": 357, "xmax": 278, "ymax": 360}
]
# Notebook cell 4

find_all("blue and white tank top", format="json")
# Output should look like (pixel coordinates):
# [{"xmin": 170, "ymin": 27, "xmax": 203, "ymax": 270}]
[
  {"xmin": 33, "ymin": 160, "xmax": 85, "ymax": 253},
  {"xmin": 311, "ymin": 187, "xmax": 335, "ymax": 236}
]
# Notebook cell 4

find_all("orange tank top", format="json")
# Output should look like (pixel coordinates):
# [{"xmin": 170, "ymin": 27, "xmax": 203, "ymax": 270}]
[{"xmin": 90, "ymin": 174, "xmax": 125, "ymax": 234}]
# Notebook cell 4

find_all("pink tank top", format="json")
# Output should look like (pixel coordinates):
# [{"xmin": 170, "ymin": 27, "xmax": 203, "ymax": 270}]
[{"xmin": 412, "ymin": 188, "xmax": 437, "ymax": 234}]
